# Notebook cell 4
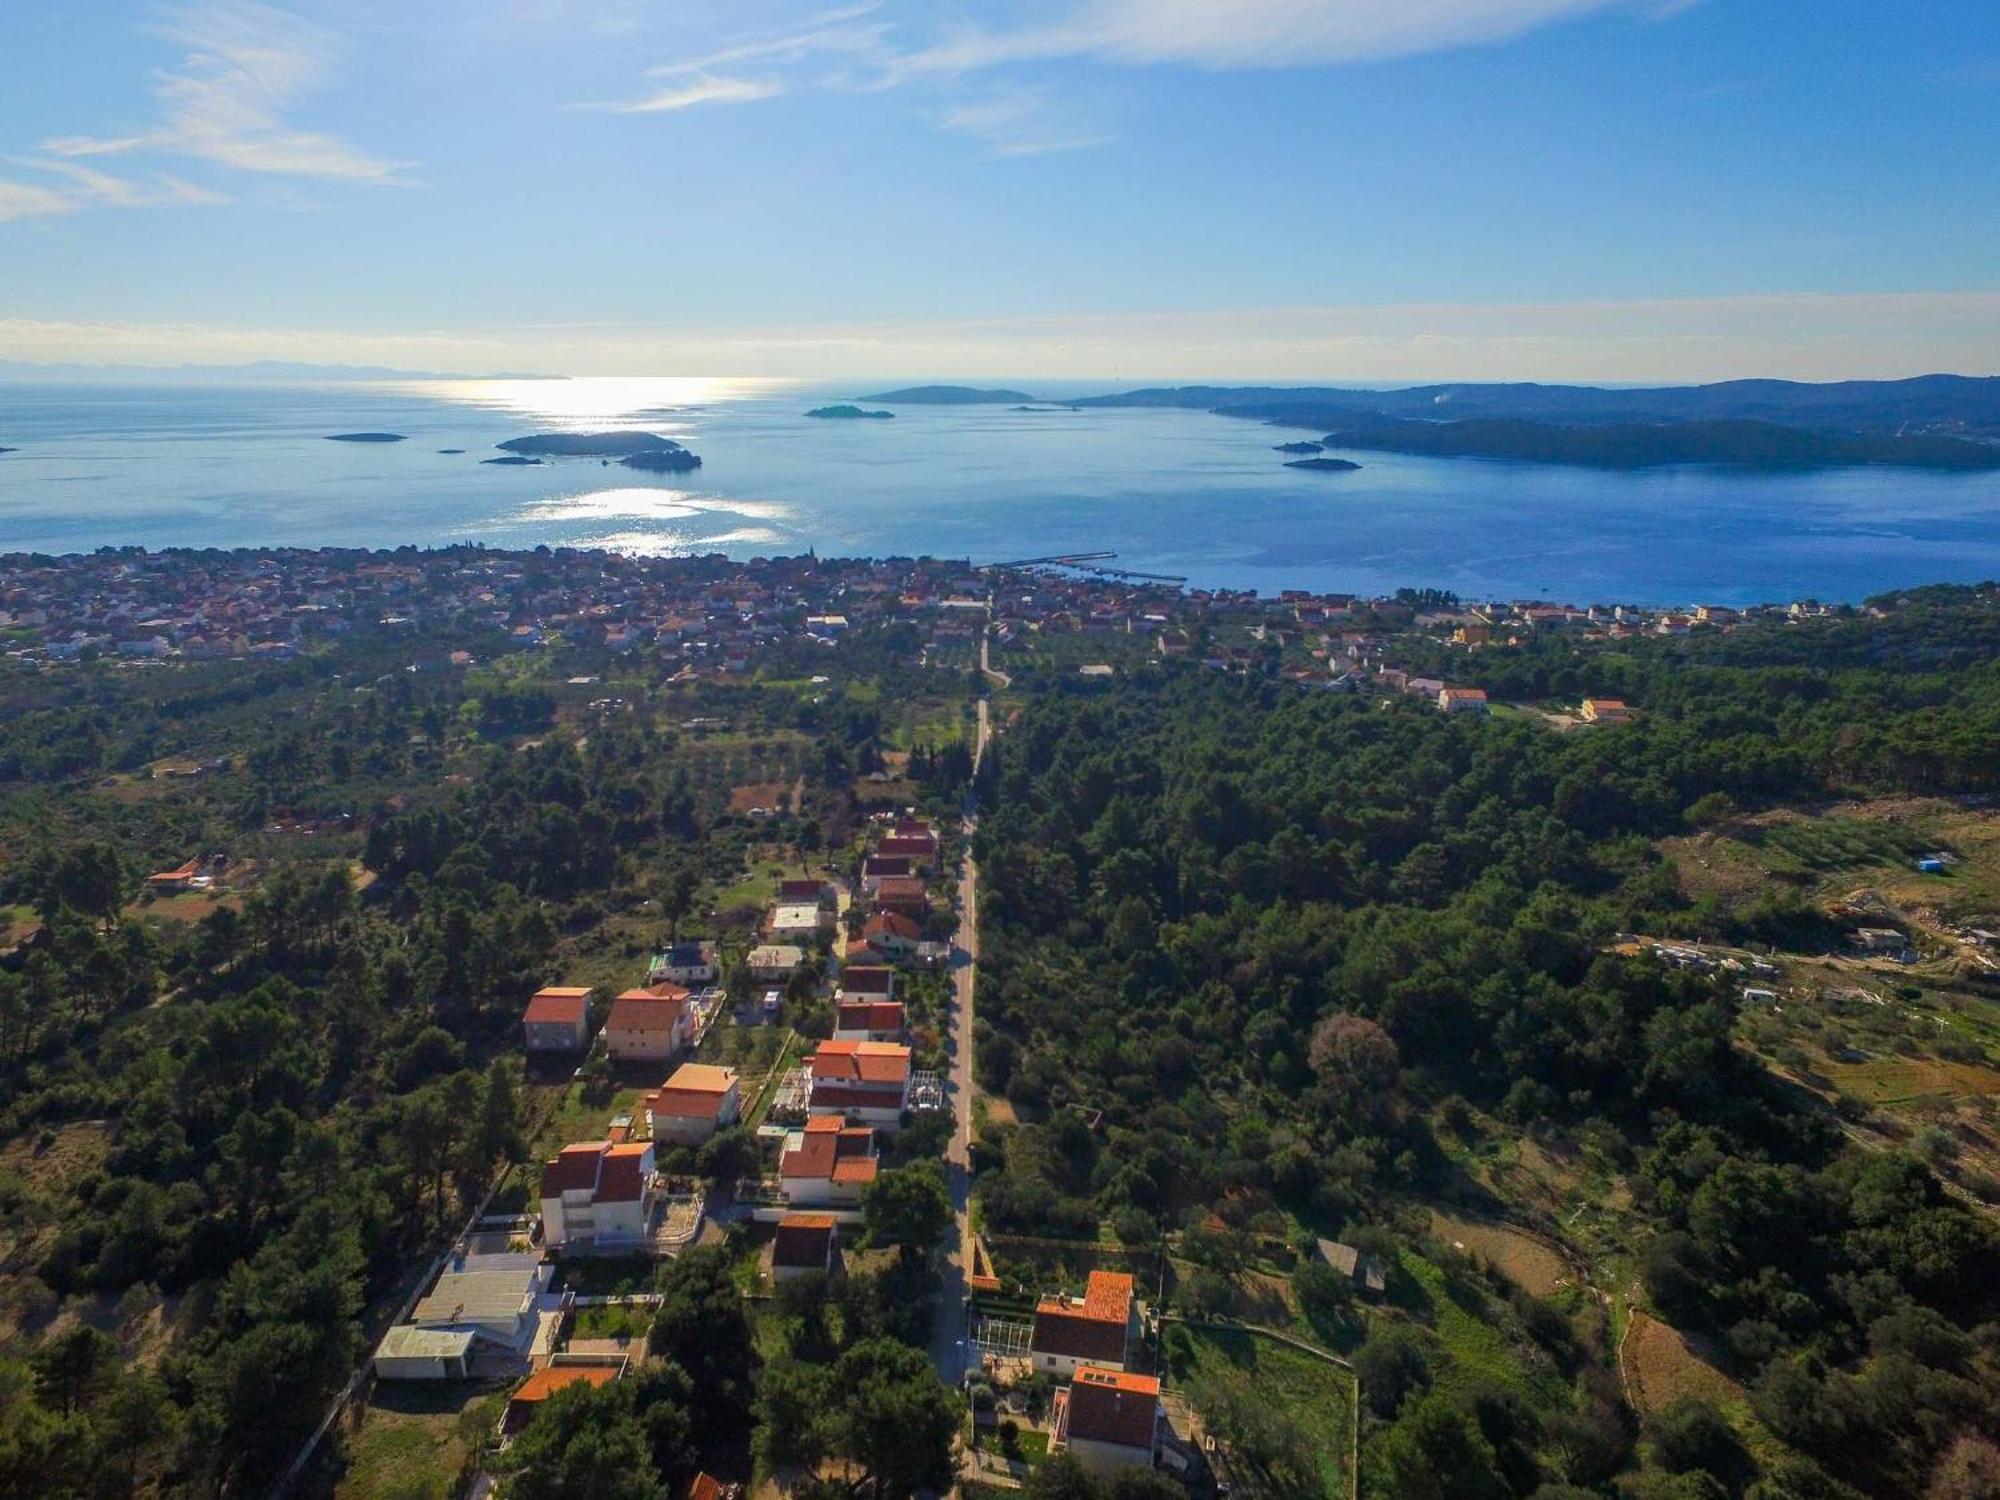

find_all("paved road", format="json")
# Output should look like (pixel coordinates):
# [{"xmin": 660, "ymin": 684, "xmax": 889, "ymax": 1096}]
[{"xmin": 930, "ymin": 694, "xmax": 993, "ymax": 1387}]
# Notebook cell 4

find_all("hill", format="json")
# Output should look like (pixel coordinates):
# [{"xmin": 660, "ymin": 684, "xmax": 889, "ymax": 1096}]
[
  {"xmin": 859, "ymin": 385, "xmax": 1035, "ymax": 404},
  {"xmin": 1075, "ymin": 374, "xmax": 2000, "ymax": 437},
  {"xmin": 1313, "ymin": 415, "xmax": 2000, "ymax": 470}
]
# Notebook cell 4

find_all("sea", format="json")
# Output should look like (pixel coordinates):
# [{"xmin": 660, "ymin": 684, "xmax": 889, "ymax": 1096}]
[{"xmin": 4, "ymin": 374, "xmax": 1999, "ymax": 606}]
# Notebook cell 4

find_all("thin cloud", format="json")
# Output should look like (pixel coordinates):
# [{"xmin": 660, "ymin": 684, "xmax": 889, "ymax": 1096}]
[
  {"xmin": 892, "ymin": 0, "xmax": 1667, "ymax": 76},
  {"xmin": 936, "ymin": 90, "xmax": 1112, "ymax": 158},
  {"xmin": 41, "ymin": 1, "xmax": 413, "ymax": 185},
  {"xmin": 0, "ymin": 180, "xmax": 78, "ymax": 223},
  {"xmin": 578, "ymin": 74, "xmax": 788, "ymax": 115}
]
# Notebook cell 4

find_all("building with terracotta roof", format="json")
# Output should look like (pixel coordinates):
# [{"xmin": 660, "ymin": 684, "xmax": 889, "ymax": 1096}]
[
  {"xmin": 1438, "ymin": 685, "xmax": 1490, "ymax": 715},
  {"xmin": 872, "ymin": 875, "xmax": 929, "ymax": 922},
  {"xmin": 502, "ymin": 1362, "xmax": 623, "ymax": 1435},
  {"xmin": 1030, "ymin": 1270, "xmax": 1137, "ymax": 1378},
  {"xmin": 878, "ymin": 832, "xmax": 938, "ymax": 868},
  {"xmin": 604, "ymin": 984, "xmax": 692, "ymax": 1063},
  {"xmin": 1580, "ymin": 696, "xmax": 1633, "ymax": 724},
  {"xmin": 523, "ymin": 986, "xmax": 593, "ymax": 1052},
  {"xmin": 833, "ymin": 999, "xmax": 906, "ymax": 1044},
  {"xmin": 779, "ymin": 1117, "xmax": 878, "ymax": 1207},
  {"xmin": 538, "ymin": 1140, "xmax": 657, "ymax": 1250},
  {"xmin": 770, "ymin": 1212, "xmax": 841, "ymax": 1281},
  {"xmin": 1052, "ymin": 1367, "xmax": 1162, "ymax": 1475},
  {"xmin": 861, "ymin": 854, "xmax": 914, "ymax": 894},
  {"xmin": 808, "ymin": 1040, "xmax": 912, "ymax": 1127},
  {"xmin": 647, "ymin": 1063, "xmax": 742, "ymax": 1145},
  {"xmin": 861, "ymin": 910, "xmax": 922, "ymax": 958},
  {"xmin": 837, "ymin": 964, "xmax": 895, "ymax": 998}
]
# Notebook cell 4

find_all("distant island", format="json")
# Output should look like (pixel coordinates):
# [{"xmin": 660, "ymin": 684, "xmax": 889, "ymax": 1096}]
[
  {"xmin": 806, "ymin": 405, "xmax": 895, "ymax": 420},
  {"xmin": 1285, "ymin": 456, "xmax": 1362, "ymax": 472},
  {"xmin": 497, "ymin": 431, "xmax": 676, "ymax": 457},
  {"xmin": 482, "ymin": 455, "xmax": 544, "ymax": 466},
  {"xmin": 1274, "ymin": 441, "xmax": 1324, "ymax": 454},
  {"xmin": 0, "ymin": 446, "xmax": 14, "ymax": 454},
  {"xmin": 1315, "ymin": 416, "xmax": 2000, "ymax": 471},
  {"xmin": 619, "ymin": 449, "xmax": 703, "ymax": 473},
  {"xmin": 1073, "ymin": 376, "xmax": 2000, "ymax": 472},
  {"xmin": 325, "ymin": 432, "xmax": 406, "ymax": 443},
  {"xmin": 437, "ymin": 448, "xmax": 465, "ymax": 455},
  {"xmin": 859, "ymin": 385, "xmax": 1035, "ymax": 405}
]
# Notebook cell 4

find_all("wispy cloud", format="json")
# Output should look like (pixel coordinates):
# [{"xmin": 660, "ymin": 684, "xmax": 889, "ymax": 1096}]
[
  {"xmin": 936, "ymin": 88, "xmax": 1112, "ymax": 158},
  {"xmin": 576, "ymin": 3, "xmax": 891, "ymax": 113},
  {"xmin": 0, "ymin": 157, "xmax": 229, "ymax": 222},
  {"xmin": 597, "ymin": 0, "xmax": 1681, "ymax": 150},
  {"xmin": 891, "ymin": 0, "xmax": 1658, "ymax": 76},
  {"xmin": 578, "ymin": 74, "xmax": 788, "ymax": 115},
  {"xmin": 41, "ymin": 1, "xmax": 412, "ymax": 185}
]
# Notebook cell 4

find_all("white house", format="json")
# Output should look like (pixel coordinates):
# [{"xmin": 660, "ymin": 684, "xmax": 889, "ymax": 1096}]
[
  {"xmin": 1053, "ymin": 1368, "xmax": 1162, "ymax": 1476},
  {"xmin": 833, "ymin": 1000, "xmax": 906, "ymax": 1043},
  {"xmin": 372, "ymin": 1325, "xmax": 476, "ymax": 1381},
  {"xmin": 807, "ymin": 1041, "xmax": 911, "ymax": 1129},
  {"xmin": 779, "ymin": 1117, "xmax": 878, "ymax": 1207},
  {"xmin": 649, "ymin": 941, "xmax": 719, "ymax": 987},
  {"xmin": 409, "ymin": 1252, "xmax": 554, "ymax": 1355},
  {"xmin": 539, "ymin": 1141, "xmax": 657, "ymax": 1251},
  {"xmin": 746, "ymin": 944, "xmax": 806, "ymax": 982}
]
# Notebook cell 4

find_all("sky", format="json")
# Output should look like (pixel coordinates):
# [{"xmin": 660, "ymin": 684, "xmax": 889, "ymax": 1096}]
[{"xmin": 1, "ymin": 0, "xmax": 1996, "ymax": 382}]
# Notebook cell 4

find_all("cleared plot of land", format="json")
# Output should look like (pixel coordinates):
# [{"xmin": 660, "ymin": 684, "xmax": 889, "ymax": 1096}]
[
  {"xmin": 329, "ymin": 1384, "xmax": 507, "ymax": 1500},
  {"xmin": 1621, "ymin": 1309, "xmax": 1744, "ymax": 1418},
  {"xmin": 1426, "ymin": 1210, "xmax": 1571, "ymax": 1298}
]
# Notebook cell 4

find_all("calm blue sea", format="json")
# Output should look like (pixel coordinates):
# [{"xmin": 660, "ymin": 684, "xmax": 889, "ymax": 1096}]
[{"xmin": 3, "ymin": 375, "xmax": 1998, "ymax": 606}]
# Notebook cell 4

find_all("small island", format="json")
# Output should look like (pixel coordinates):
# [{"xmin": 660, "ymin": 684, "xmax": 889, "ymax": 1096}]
[
  {"xmin": 437, "ymin": 448, "xmax": 465, "ymax": 455},
  {"xmin": 806, "ymin": 405, "xmax": 895, "ymax": 420},
  {"xmin": 482, "ymin": 455, "xmax": 544, "ymax": 466},
  {"xmin": 619, "ymin": 448, "xmax": 703, "ymax": 473},
  {"xmin": 0, "ymin": 446, "xmax": 15, "ymax": 454},
  {"xmin": 325, "ymin": 432, "xmax": 407, "ymax": 443},
  {"xmin": 497, "ymin": 430, "xmax": 675, "ymax": 457},
  {"xmin": 1285, "ymin": 457, "xmax": 1362, "ymax": 472},
  {"xmin": 859, "ymin": 385, "xmax": 1035, "ymax": 405},
  {"xmin": 1274, "ymin": 441, "xmax": 1324, "ymax": 454}
]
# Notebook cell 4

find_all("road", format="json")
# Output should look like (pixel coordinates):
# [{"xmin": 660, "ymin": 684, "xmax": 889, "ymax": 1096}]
[{"xmin": 930, "ymin": 692, "xmax": 993, "ymax": 1387}]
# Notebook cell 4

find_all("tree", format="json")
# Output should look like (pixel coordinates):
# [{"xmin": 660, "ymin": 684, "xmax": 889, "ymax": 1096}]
[
  {"xmin": 1293, "ymin": 1259, "xmax": 1356, "ymax": 1345},
  {"xmin": 861, "ymin": 1160, "xmax": 953, "ymax": 1265},
  {"xmin": 650, "ymin": 1246, "xmax": 755, "ymax": 1427},
  {"xmin": 1379, "ymin": 1394, "xmax": 1506, "ymax": 1500},
  {"xmin": 1355, "ymin": 1325, "xmax": 1433, "ymax": 1419},
  {"xmin": 819, "ymin": 1338, "xmax": 961, "ymax": 1500},
  {"xmin": 32, "ymin": 1324, "xmax": 116, "ymax": 1416},
  {"xmin": 502, "ymin": 1381, "xmax": 659, "ymax": 1500},
  {"xmin": 1648, "ymin": 1398, "xmax": 1751, "ymax": 1491},
  {"xmin": 1025, "ymin": 1452, "xmax": 1102, "ymax": 1500},
  {"xmin": 696, "ymin": 1126, "xmax": 762, "ymax": 1185}
]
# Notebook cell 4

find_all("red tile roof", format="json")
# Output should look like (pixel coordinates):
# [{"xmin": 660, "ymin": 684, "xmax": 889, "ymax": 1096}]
[
  {"xmin": 1063, "ymin": 1367, "xmax": 1160, "ymax": 1450},
  {"xmin": 595, "ymin": 1143, "xmax": 652, "ymax": 1204},
  {"xmin": 772, "ymin": 1213, "xmax": 839, "ymax": 1268},
  {"xmin": 607, "ymin": 988, "xmax": 688, "ymax": 1034},
  {"xmin": 780, "ymin": 1117, "xmax": 878, "ymax": 1183},
  {"xmin": 874, "ymin": 875, "xmax": 927, "ymax": 902},
  {"xmin": 1031, "ymin": 1271, "xmax": 1134, "ymax": 1363},
  {"xmin": 811, "ymin": 1040, "xmax": 911, "ymax": 1084},
  {"xmin": 541, "ymin": 1141, "xmax": 610, "ymax": 1197},
  {"xmin": 836, "ymin": 1000, "xmax": 905, "ymax": 1034},
  {"xmin": 1083, "ymin": 1270, "xmax": 1135, "ymax": 1322},
  {"xmin": 511, "ymin": 1365, "xmax": 619, "ymax": 1405},
  {"xmin": 648, "ymin": 1064, "xmax": 739, "ymax": 1120},
  {"xmin": 524, "ymin": 986, "xmax": 590, "ymax": 1024},
  {"xmin": 863, "ymin": 912, "xmax": 921, "ymax": 942},
  {"xmin": 839, "ymin": 965, "xmax": 895, "ymax": 995}
]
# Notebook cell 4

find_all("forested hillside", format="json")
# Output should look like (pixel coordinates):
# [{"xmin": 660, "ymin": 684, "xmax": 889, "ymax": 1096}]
[{"xmin": 971, "ymin": 612, "xmax": 2000, "ymax": 1497}]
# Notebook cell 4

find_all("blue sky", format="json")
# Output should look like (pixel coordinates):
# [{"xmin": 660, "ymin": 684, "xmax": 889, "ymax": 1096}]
[{"xmin": 1, "ymin": 0, "xmax": 1996, "ymax": 379}]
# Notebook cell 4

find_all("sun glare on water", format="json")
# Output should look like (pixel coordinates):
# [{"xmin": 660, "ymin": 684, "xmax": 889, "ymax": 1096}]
[{"xmin": 397, "ymin": 375, "xmax": 797, "ymax": 426}]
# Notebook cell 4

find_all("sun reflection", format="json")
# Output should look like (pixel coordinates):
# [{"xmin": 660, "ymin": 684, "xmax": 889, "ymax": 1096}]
[
  {"xmin": 576, "ymin": 526, "xmax": 788, "ymax": 557},
  {"xmin": 395, "ymin": 375, "xmax": 798, "ymax": 427}
]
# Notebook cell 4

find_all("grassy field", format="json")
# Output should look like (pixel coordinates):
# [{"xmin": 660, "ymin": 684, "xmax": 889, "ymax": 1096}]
[
  {"xmin": 1166, "ymin": 1325, "xmax": 1355, "ymax": 1498},
  {"xmin": 1394, "ymin": 1250, "xmax": 1567, "ymax": 1408},
  {"xmin": 327, "ymin": 1385, "xmax": 507, "ymax": 1500}
]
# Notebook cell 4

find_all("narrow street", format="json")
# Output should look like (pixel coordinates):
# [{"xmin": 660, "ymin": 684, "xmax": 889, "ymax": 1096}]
[{"xmin": 930, "ymin": 692, "xmax": 992, "ymax": 1386}]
